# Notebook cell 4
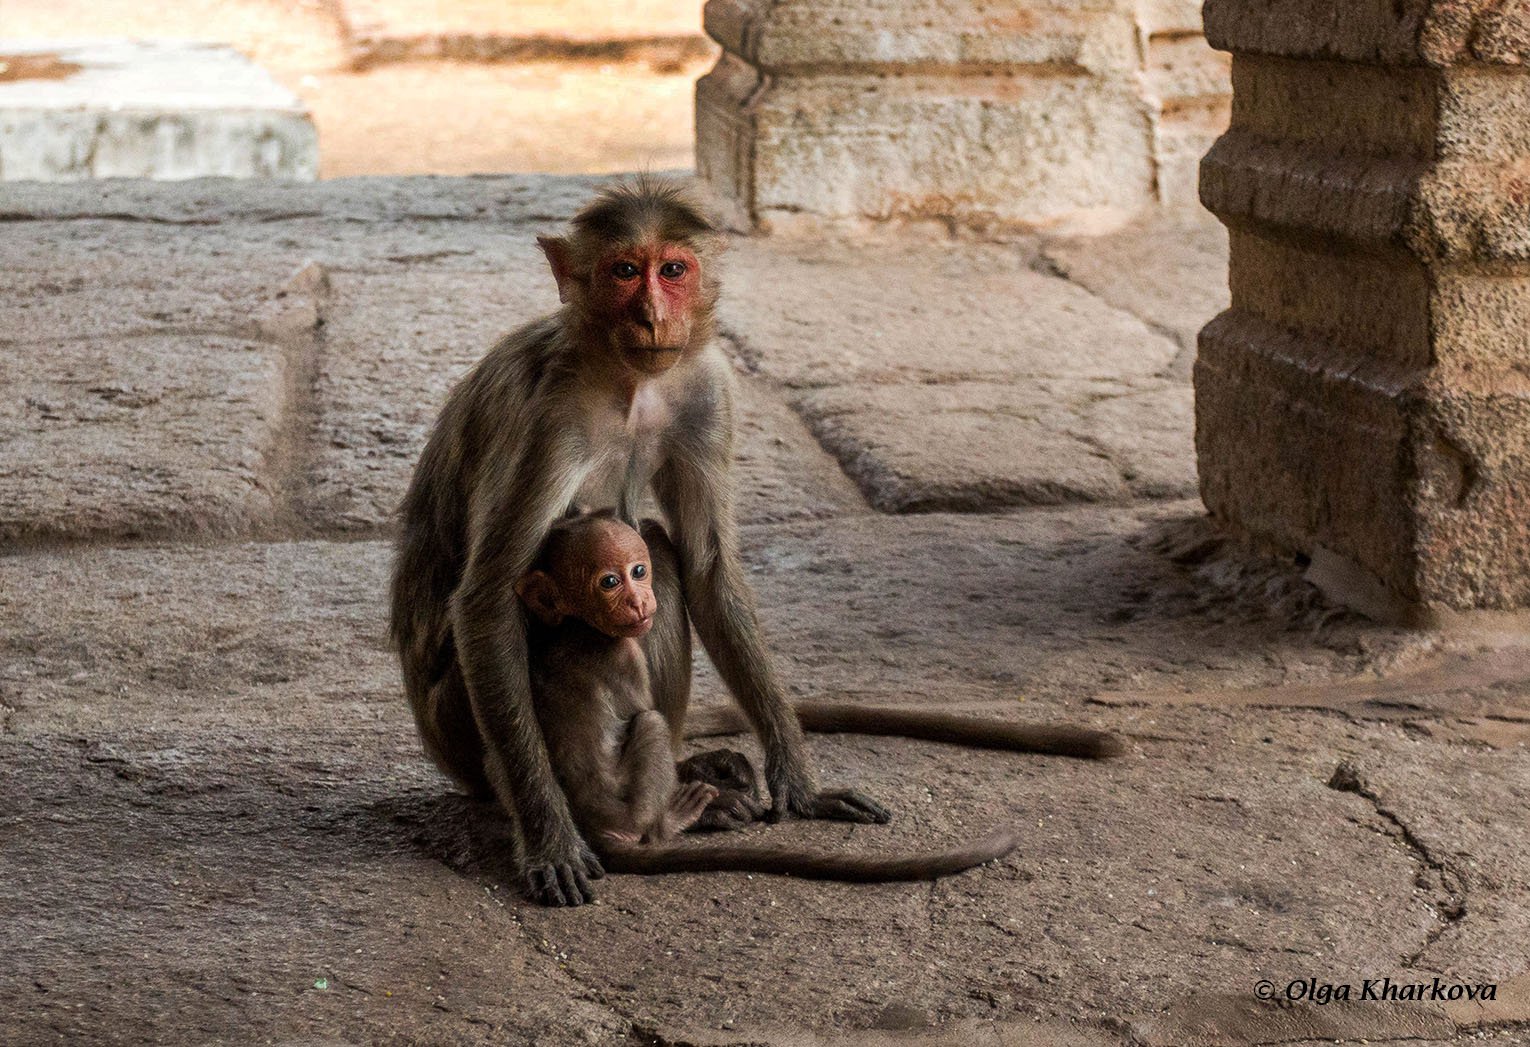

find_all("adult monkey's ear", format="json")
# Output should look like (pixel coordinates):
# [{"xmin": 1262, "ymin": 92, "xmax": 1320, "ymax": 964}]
[
  {"xmin": 537, "ymin": 236, "xmax": 578, "ymax": 304},
  {"xmin": 515, "ymin": 570, "xmax": 566, "ymax": 625}
]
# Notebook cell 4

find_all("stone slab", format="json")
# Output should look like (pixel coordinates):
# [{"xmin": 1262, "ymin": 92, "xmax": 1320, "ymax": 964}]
[
  {"xmin": 0, "ymin": 40, "xmax": 317, "ymax": 181},
  {"xmin": 0, "ymin": 728, "xmax": 631, "ymax": 1047},
  {"xmin": 0, "ymin": 333, "xmax": 287, "ymax": 546},
  {"xmin": 0, "ymin": 504, "xmax": 1410, "ymax": 742},
  {"xmin": 729, "ymin": 368, "xmax": 869, "ymax": 523},
  {"xmin": 306, "ymin": 266, "xmax": 550, "ymax": 533},
  {"xmin": 720, "ymin": 239, "xmax": 1181, "ymax": 389},
  {"xmin": 0, "ymin": 177, "xmax": 867, "ymax": 541},
  {"xmin": 0, "ymin": 217, "xmax": 298, "ymax": 341},
  {"xmin": 793, "ymin": 380, "xmax": 1195, "ymax": 513},
  {"xmin": 0, "ymin": 216, "xmax": 308, "ymax": 546},
  {"xmin": 0, "ymin": 170, "xmax": 609, "ymax": 226},
  {"xmin": 1041, "ymin": 213, "xmax": 1230, "ymax": 368}
]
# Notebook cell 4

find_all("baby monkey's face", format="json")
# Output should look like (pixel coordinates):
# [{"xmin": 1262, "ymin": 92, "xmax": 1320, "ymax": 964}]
[
  {"xmin": 517, "ymin": 517, "xmax": 657, "ymax": 639},
  {"xmin": 566, "ymin": 523, "xmax": 656, "ymax": 639}
]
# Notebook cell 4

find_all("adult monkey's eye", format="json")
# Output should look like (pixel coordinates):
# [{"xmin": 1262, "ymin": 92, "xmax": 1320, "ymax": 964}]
[
  {"xmin": 611, "ymin": 261, "xmax": 639, "ymax": 279},
  {"xmin": 631, "ymin": 563, "xmax": 648, "ymax": 580},
  {"xmin": 599, "ymin": 573, "xmax": 621, "ymax": 590},
  {"xmin": 659, "ymin": 261, "xmax": 687, "ymax": 279}
]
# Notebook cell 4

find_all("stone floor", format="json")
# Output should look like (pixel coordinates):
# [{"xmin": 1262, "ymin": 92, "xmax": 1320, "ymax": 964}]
[{"xmin": 2, "ymin": 176, "xmax": 1528, "ymax": 1047}]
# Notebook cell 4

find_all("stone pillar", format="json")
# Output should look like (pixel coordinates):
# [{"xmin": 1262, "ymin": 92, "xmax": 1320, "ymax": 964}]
[
  {"xmin": 1197, "ymin": 2, "xmax": 1530, "ymax": 615},
  {"xmin": 695, "ymin": 0, "xmax": 1160, "ymax": 234}
]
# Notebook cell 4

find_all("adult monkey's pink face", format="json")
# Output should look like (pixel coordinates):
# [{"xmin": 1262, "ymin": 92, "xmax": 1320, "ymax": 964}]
[
  {"xmin": 587, "ymin": 240, "xmax": 704, "ymax": 376},
  {"xmin": 539, "ymin": 233, "xmax": 706, "ymax": 378}
]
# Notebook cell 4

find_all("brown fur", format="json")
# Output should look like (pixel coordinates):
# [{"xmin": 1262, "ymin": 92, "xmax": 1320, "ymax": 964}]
[
  {"xmin": 391, "ymin": 177, "xmax": 887, "ymax": 907},
  {"xmin": 390, "ymin": 176, "xmax": 1113, "ymax": 907}
]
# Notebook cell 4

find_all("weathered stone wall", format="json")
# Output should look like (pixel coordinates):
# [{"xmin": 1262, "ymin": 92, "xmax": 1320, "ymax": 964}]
[
  {"xmin": 1142, "ymin": 0, "xmax": 1233, "ymax": 208},
  {"xmin": 695, "ymin": 0, "xmax": 1230, "ymax": 233},
  {"xmin": 1197, "ymin": 1, "xmax": 1530, "ymax": 613}
]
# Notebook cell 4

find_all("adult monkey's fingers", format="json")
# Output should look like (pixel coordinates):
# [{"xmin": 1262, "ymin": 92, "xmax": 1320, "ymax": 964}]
[
  {"xmin": 560, "ymin": 863, "xmax": 593, "ymax": 906},
  {"xmin": 527, "ymin": 864, "xmax": 568, "ymax": 907},
  {"xmin": 811, "ymin": 788, "xmax": 892, "ymax": 824}
]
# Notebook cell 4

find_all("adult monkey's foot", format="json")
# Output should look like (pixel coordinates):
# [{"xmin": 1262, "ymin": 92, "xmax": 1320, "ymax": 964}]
[
  {"xmin": 767, "ymin": 761, "xmax": 892, "ymax": 824},
  {"xmin": 794, "ymin": 788, "xmax": 893, "ymax": 824},
  {"xmin": 524, "ymin": 837, "xmax": 605, "ymax": 907}
]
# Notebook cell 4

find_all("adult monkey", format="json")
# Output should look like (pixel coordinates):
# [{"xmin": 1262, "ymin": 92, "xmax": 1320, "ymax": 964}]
[
  {"xmin": 392, "ymin": 177, "xmax": 889, "ymax": 907},
  {"xmin": 392, "ymin": 177, "xmax": 1120, "ymax": 907}
]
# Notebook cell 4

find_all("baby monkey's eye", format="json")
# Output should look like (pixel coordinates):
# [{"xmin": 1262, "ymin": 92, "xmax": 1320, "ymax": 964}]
[
  {"xmin": 659, "ymin": 261, "xmax": 687, "ymax": 279},
  {"xmin": 599, "ymin": 573, "xmax": 621, "ymax": 590},
  {"xmin": 611, "ymin": 262, "xmax": 639, "ymax": 279},
  {"xmin": 631, "ymin": 563, "xmax": 648, "ymax": 580}
]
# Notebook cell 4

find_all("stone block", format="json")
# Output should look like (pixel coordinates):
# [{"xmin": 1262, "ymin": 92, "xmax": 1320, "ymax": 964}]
[
  {"xmin": 0, "ymin": 221, "xmax": 293, "ymax": 341},
  {"xmin": 728, "ymin": 371, "xmax": 869, "ymax": 523},
  {"xmin": 720, "ymin": 238, "xmax": 1180, "ymax": 388},
  {"xmin": 697, "ymin": 0, "xmax": 1233, "ymax": 230},
  {"xmin": 306, "ymin": 268, "xmax": 546, "ymax": 532},
  {"xmin": 697, "ymin": 0, "xmax": 1158, "ymax": 233},
  {"xmin": 1040, "ymin": 212, "xmax": 1229, "ymax": 361},
  {"xmin": 0, "ymin": 40, "xmax": 317, "ymax": 182},
  {"xmin": 1197, "ymin": 1, "xmax": 1530, "ymax": 611},
  {"xmin": 1204, "ymin": 0, "xmax": 1530, "ymax": 66},
  {"xmin": 793, "ymin": 379, "xmax": 1195, "ymax": 512},
  {"xmin": 1145, "ymin": 33, "xmax": 1232, "ymax": 207},
  {"xmin": 1139, "ymin": 0, "xmax": 1205, "ymax": 35}
]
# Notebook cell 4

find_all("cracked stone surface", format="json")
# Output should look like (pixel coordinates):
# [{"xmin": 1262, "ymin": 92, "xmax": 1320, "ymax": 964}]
[
  {"xmin": 3, "ymin": 176, "xmax": 1527, "ymax": 1046},
  {"xmin": 721, "ymin": 240, "xmax": 1181, "ymax": 390},
  {"xmin": 793, "ymin": 381, "xmax": 1194, "ymax": 512},
  {"xmin": 720, "ymin": 238, "xmax": 1193, "ymax": 514},
  {"xmin": 1040, "ymin": 213, "xmax": 1231, "ymax": 378}
]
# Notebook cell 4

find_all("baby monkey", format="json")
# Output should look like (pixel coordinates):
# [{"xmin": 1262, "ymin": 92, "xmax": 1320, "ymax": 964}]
[
  {"xmin": 517, "ymin": 511, "xmax": 1017, "ymax": 898},
  {"xmin": 517, "ymin": 509, "xmax": 758, "ymax": 848}
]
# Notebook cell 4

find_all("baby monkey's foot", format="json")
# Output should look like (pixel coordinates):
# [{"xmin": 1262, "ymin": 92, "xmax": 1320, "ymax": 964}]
[
  {"xmin": 678, "ymin": 748, "xmax": 766, "ymax": 832},
  {"xmin": 670, "ymin": 781, "xmax": 719, "ymax": 832},
  {"xmin": 640, "ymin": 782, "xmax": 719, "ymax": 843}
]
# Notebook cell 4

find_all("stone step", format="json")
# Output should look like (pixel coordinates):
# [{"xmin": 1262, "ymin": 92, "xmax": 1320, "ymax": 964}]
[
  {"xmin": 0, "ymin": 40, "xmax": 317, "ymax": 182},
  {"xmin": 336, "ymin": 0, "xmax": 713, "ymax": 70}
]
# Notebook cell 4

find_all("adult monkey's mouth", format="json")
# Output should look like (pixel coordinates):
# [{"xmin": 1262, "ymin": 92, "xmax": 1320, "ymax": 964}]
[{"xmin": 625, "ymin": 344, "xmax": 683, "ymax": 372}]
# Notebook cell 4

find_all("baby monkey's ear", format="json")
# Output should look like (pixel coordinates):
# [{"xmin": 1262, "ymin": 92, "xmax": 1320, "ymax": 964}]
[{"xmin": 515, "ymin": 571, "xmax": 566, "ymax": 625}]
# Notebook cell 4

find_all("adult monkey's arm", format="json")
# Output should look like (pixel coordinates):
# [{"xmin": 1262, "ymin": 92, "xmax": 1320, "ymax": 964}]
[
  {"xmin": 453, "ymin": 424, "xmax": 603, "ymax": 906},
  {"xmin": 654, "ymin": 419, "xmax": 891, "ymax": 825}
]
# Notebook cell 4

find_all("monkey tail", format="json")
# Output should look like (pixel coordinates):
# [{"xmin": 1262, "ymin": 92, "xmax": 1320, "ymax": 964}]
[
  {"xmin": 601, "ymin": 828, "xmax": 1018, "ymax": 882},
  {"xmin": 685, "ymin": 702, "xmax": 1124, "ymax": 759}
]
